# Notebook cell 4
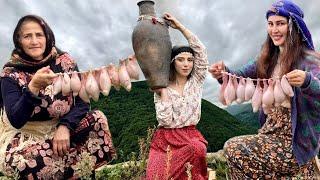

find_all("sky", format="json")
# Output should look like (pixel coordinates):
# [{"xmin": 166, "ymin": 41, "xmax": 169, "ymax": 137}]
[{"xmin": 0, "ymin": 0, "xmax": 319, "ymax": 106}]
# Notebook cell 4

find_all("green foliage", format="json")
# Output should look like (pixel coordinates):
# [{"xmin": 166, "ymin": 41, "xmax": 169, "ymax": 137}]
[
  {"xmin": 95, "ymin": 127, "xmax": 155, "ymax": 180},
  {"xmin": 198, "ymin": 100, "xmax": 257, "ymax": 152},
  {"xmin": 92, "ymin": 81, "xmax": 258, "ymax": 163},
  {"xmin": 208, "ymin": 161, "xmax": 229, "ymax": 180},
  {"xmin": 206, "ymin": 151, "xmax": 229, "ymax": 180},
  {"xmin": 225, "ymin": 103, "xmax": 260, "ymax": 129},
  {"xmin": 92, "ymin": 81, "xmax": 157, "ymax": 163}
]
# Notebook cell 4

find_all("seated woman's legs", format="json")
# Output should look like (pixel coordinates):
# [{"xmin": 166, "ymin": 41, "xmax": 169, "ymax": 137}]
[
  {"xmin": 4, "ymin": 110, "xmax": 115, "ymax": 179},
  {"xmin": 224, "ymin": 134, "xmax": 314, "ymax": 179},
  {"xmin": 147, "ymin": 128, "xmax": 207, "ymax": 180}
]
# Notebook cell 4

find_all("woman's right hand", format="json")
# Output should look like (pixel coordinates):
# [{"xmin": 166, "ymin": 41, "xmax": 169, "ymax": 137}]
[
  {"xmin": 28, "ymin": 66, "xmax": 57, "ymax": 95},
  {"xmin": 53, "ymin": 125, "xmax": 70, "ymax": 156},
  {"xmin": 163, "ymin": 13, "xmax": 184, "ymax": 30},
  {"xmin": 209, "ymin": 61, "xmax": 226, "ymax": 79}
]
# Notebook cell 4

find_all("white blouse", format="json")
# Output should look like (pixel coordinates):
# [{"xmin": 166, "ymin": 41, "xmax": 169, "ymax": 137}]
[{"xmin": 154, "ymin": 33, "xmax": 208, "ymax": 128}]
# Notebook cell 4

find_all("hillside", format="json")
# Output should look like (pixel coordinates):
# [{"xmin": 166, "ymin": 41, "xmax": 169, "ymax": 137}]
[
  {"xmin": 92, "ymin": 81, "xmax": 258, "ymax": 162},
  {"xmin": 225, "ymin": 103, "xmax": 260, "ymax": 129}
]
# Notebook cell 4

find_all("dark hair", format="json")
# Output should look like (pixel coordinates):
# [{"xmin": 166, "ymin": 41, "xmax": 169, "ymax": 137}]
[
  {"xmin": 257, "ymin": 18, "xmax": 306, "ymax": 78},
  {"xmin": 169, "ymin": 45, "xmax": 195, "ymax": 82},
  {"xmin": 13, "ymin": 15, "xmax": 55, "ymax": 61}
]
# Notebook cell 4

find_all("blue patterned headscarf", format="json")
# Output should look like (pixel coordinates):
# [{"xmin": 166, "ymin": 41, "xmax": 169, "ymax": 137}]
[{"xmin": 266, "ymin": 0, "xmax": 314, "ymax": 50}]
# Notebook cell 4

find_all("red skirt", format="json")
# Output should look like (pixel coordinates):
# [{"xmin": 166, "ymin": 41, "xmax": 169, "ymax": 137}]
[{"xmin": 146, "ymin": 125, "xmax": 208, "ymax": 180}]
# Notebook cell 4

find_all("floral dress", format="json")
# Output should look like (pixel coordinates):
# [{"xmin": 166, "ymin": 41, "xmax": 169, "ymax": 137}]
[
  {"xmin": 224, "ymin": 63, "xmax": 315, "ymax": 179},
  {"xmin": 0, "ymin": 53, "xmax": 116, "ymax": 179},
  {"xmin": 224, "ymin": 107, "xmax": 314, "ymax": 179}
]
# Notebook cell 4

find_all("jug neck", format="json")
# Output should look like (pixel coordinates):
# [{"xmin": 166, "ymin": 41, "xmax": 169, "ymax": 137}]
[{"xmin": 137, "ymin": 0, "xmax": 156, "ymax": 16}]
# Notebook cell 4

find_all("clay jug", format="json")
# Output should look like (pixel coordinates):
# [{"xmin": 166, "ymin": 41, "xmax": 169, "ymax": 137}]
[{"xmin": 132, "ymin": 0, "xmax": 172, "ymax": 89}]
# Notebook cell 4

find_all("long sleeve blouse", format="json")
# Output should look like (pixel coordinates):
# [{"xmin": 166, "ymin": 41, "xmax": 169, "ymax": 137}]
[{"xmin": 154, "ymin": 32, "xmax": 208, "ymax": 128}]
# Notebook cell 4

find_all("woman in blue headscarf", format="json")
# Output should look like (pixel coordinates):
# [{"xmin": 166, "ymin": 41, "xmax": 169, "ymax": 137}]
[{"xmin": 210, "ymin": 0, "xmax": 320, "ymax": 179}]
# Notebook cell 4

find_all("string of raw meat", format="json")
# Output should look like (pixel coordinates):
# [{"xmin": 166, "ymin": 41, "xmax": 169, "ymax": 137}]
[
  {"xmin": 219, "ymin": 71, "xmax": 294, "ymax": 114},
  {"xmin": 51, "ymin": 57, "xmax": 141, "ymax": 103}
]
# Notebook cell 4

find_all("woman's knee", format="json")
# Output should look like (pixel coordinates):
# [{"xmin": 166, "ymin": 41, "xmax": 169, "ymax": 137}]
[
  {"xmin": 82, "ymin": 110, "xmax": 109, "ymax": 129},
  {"xmin": 188, "ymin": 140, "xmax": 207, "ymax": 158},
  {"xmin": 223, "ymin": 137, "xmax": 238, "ymax": 154},
  {"xmin": 223, "ymin": 136, "xmax": 247, "ymax": 161}
]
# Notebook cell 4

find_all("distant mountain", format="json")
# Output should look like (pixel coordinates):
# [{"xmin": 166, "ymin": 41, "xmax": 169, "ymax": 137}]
[
  {"xmin": 224, "ymin": 103, "xmax": 252, "ymax": 114},
  {"xmin": 225, "ymin": 103, "xmax": 260, "ymax": 129},
  {"xmin": 92, "ymin": 81, "xmax": 258, "ymax": 162}
]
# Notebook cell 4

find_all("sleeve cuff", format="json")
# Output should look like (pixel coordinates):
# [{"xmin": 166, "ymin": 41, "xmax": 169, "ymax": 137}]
[
  {"xmin": 301, "ymin": 72, "xmax": 312, "ymax": 89},
  {"xmin": 57, "ymin": 121, "xmax": 74, "ymax": 132},
  {"xmin": 22, "ymin": 86, "xmax": 42, "ymax": 106}
]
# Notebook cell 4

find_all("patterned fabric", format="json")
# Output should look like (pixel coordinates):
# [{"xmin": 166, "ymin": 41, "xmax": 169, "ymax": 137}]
[
  {"xmin": 6, "ymin": 15, "xmax": 56, "ymax": 72},
  {"xmin": 147, "ymin": 32, "xmax": 208, "ymax": 179},
  {"xmin": 228, "ymin": 53, "xmax": 320, "ymax": 165},
  {"xmin": 1, "ymin": 52, "xmax": 81, "ymax": 126},
  {"xmin": 224, "ymin": 107, "xmax": 314, "ymax": 179},
  {"xmin": 3, "ymin": 110, "xmax": 116, "ymax": 179},
  {"xmin": 154, "ymin": 33, "xmax": 208, "ymax": 128},
  {"xmin": 0, "ymin": 51, "xmax": 117, "ymax": 178},
  {"xmin": 0, "ymin": 15, "xmax": 116, "ymax": 178},
  {"xmin": 266, "ymin": 0, "xmax": 314, "ymax": 50},
  {"xmin": 146, "ymin": 126, "xmax": 208, "ymax": 180},
  {"xmin": 1, "ymin": 14, "xmax": 65, "ymax": 108}
]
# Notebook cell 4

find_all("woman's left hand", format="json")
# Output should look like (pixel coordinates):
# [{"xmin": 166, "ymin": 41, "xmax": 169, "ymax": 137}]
[
  {"xmin": 53, "ymin": 125, "xmax": 70, "ymax": 156},
  {"xmin": 286, "ymin": 69, "xmax": 306, "ymax": 87},
  {"xmin": 163, "ymin": 12, "xmax": 183, "ymax": 30}
]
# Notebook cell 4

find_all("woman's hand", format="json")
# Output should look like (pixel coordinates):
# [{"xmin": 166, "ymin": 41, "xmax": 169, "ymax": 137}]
[
  {"xmin": 53, "ymin": 125, "xmax": 70, "ymax": 156},
  {"xmin": 209, "ymin": 61, "xmax": 226, "ymax": 79},
  {"xmin": 28, "ymin": 66, "xmax": 57, "ymax": 95},
  {"xmin": 163, "ymin": 13, "xmax": 184, "ymax": 30},
  {"xmin": 286, "ymin": 69, "xmax": 307, "ymax": 87},
  {"xmin": 127, "ymin": 54, "xmax": 136, "ymax": 60}
]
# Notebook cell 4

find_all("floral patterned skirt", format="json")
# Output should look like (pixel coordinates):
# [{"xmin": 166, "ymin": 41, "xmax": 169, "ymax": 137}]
[
  {"xmin": 146, "ymin": 125, "xmax": 208, "ymax": 180},
  {"xmin": 223, "ymin": 107, "xmax": 314, "ymax": 179},
  {"xmin": 2, "ymin": 110, "xmax": 116, "ymax": 179}
]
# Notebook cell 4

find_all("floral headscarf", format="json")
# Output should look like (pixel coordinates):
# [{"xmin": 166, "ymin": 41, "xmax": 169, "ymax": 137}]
[
  {"xmin": 3, "ymin": 15, "xmax": 63, "ymax": 72},
  {"xmin": 0, "ymin": 15, "xmax": 66, "ymax": 108}
]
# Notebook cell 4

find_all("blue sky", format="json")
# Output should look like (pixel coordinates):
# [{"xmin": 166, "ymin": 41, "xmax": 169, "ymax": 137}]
[{"xmin": 0, "ymin": 0, "xmax": 319, "ymax": 106}]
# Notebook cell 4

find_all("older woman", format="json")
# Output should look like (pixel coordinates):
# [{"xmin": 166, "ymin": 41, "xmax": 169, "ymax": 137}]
[
  {"xmin": 0, "ymin": 15, "xmax": 116, "ymax": 179},
  {"xmin": 210, "ymin": 0, "xmax": 320, "ymax": 179}
]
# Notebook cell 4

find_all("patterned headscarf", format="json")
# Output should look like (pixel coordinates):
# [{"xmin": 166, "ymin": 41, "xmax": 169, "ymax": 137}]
[
  {"xmin": 1, "ymin": 15, "xmax": 63, "ymax": 108},
  {"xmin": 266, "ymin": 0, "xmax": 314, "ymax": 50},
  {"xmin": 3, "ymin": 15, "xmax": 60, "ymax": 72}
]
